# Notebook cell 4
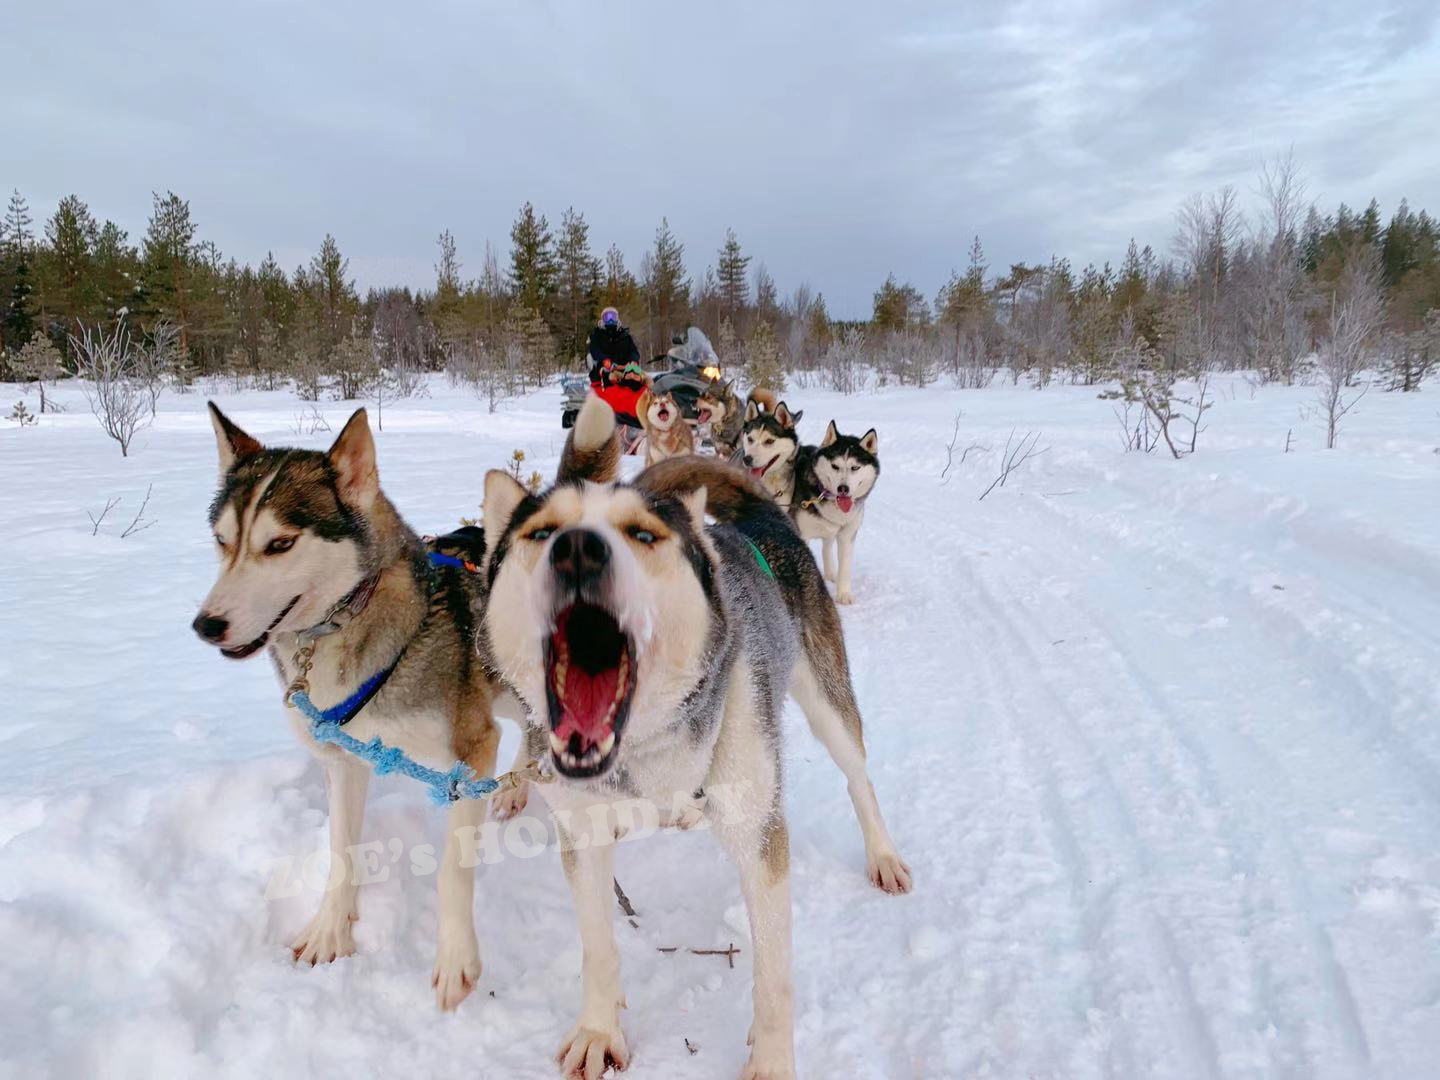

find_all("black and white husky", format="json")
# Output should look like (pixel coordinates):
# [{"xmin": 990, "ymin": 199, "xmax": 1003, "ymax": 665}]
[
  {"xmin": 790, "ymin": 422, "xmax": 880, "ymax": 605},
  {"xmin": 481, "ymin": 435, "xmax": 910, "ymax": 1079},
  {"xmin": 738, "ymin": 390, "xmax": 803, "ymax": 506}
]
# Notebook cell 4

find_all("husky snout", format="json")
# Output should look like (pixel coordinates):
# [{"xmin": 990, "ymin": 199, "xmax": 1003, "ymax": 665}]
[
  {"xmin": 550, "ymin": 527, "xmax": 610, "ymax": 594},
  {"xmin": 192, "ymin": 611, "xmax": 229, "ymax": 643}
]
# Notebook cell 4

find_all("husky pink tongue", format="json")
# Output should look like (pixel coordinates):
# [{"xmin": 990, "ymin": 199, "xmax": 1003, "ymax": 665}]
[
  {"xmin": 553, "ymin": 663, "xmax": 620, "ymax": 750},
  {"xmin": 751, "ymin": 467, "xmax": 765, "ymax": 478},
  {"xmin": 836, "ymin": 493, "xmax": 854, "ymax": 513}
]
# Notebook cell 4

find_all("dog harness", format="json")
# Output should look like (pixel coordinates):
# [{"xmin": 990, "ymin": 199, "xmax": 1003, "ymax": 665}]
[{"xmin": 284, "ymin": 549, "xmax": 549, "ymax": 805}]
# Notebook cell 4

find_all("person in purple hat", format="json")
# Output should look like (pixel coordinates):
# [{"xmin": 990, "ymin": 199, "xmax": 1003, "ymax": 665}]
[{"xmin": 587, "ymin": 306, "xmax": 640, "ymax": 385}]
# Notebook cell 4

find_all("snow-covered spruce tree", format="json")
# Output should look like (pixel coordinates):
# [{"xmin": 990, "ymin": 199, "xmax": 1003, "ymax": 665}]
[
  {"xmin": 744, "ymin": 319, "xmax": 785, "ymax": 394},
  {"xmin": 13, "ymin": 332, "xmax": 65, "ymax": 413}
]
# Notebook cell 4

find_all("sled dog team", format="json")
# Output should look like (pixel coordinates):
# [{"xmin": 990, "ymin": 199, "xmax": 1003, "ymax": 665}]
[{"xmin": 193, "ymin": 391, "xmax": 900, "ymax": 1080}]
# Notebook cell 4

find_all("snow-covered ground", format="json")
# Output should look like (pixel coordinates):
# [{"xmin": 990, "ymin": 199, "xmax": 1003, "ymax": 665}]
[{"xmin": 2, "ymin": 373, "xmax": 1438, "ymax": 1079}]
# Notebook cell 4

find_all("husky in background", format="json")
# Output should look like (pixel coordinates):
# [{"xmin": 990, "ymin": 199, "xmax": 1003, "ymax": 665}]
[
  {"xmin": 695, "ymin": 377, "xmax": 744, "ymax": 459},
  {"xmin": 190, "ymin": 399, "xmax": 615, "ymax": 1011},
  {"xmin": 791, "ymin": 421, "xmax": 880, "ymax": 605},
  {"xmin": 637, "ymin": 387, "xmax": 694, "ymax": 465},
  {"xmin": 481, "ymin": 439, "xmax": 910, "ymax": 1080},
  {"xmin": 738, "ymin": 390, "xmax": 803, "ymax": 506}
]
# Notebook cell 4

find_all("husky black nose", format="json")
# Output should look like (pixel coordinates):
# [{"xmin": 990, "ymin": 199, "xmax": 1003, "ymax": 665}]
[
  {"xmin": 837, "ymin": 483, "xmax": 851, "ymax": 495},
  {"xmin": 550, "ymin": 528, "xmax": 609, "ymax": 589},
  {"xmin": 192, "ymin": 612, "xmax": 228, "ymax": 643},
  {"xmin": 742, "ymin": 454, "xmax": 754, "ymax": 467}
]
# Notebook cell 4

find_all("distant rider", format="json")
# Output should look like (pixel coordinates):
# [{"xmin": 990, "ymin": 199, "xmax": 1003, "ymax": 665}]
[{"xmin": 587, "ymin": 307, "xmax": 640, "ymax": 386}]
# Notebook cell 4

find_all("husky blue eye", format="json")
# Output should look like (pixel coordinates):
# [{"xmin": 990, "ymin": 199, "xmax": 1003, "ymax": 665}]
[
  {"xmin": 214, "ymin": 534, "xmax": 226, "ymax": 547},
  {"xmin": 527, "ymin": 526, "xmax": 555, "ymax": 541},
  {"xmin": 265, "ymin": 536, "xmax": 296, "ymax": 555},
  {"xmin": 628, "ymin": 527, "xmax": 657, "ymax": 545}
]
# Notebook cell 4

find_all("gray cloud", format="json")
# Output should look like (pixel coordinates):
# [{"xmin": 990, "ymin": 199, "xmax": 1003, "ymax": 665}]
[{"xmin": 6, "ymin": 0, "xmax": 1437, "ymax": 316}]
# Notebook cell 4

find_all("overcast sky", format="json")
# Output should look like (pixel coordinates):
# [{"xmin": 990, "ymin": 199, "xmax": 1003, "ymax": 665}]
[{"xmin": 8, "ymin": 0, "xmax": 1439, "ymax": 317}]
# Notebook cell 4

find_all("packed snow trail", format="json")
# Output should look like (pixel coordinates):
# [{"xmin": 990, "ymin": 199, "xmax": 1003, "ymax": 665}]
[{"xmin": 2, "ymin": 377, "xmax": 1438, "ymax": 1078}]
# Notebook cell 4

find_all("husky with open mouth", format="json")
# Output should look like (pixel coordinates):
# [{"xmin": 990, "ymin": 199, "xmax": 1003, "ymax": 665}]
[
  {"xmin": 738, "ymin": 390, "xmax": 803, "ymax": 506},
  {"xmin": 637, "ymin": 387, "xmax": 694, "ymax": 466},
  {"xmin": 482, "ymin": 429, "xmax": 910, "ymax": 1079},
  {"xmin": 190, "ymin": 399, "xmax": 616, "ymax": 1011},
  {"xmin": 790, "ymin": 421, "xmax": 880, "ymax": 605},
  {"xmin": 695, "ymin": 377, "xmax": 744, "ymax": 459}
]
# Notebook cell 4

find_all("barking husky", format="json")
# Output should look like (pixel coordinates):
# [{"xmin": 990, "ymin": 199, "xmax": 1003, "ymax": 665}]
[
  {"xmin": 637, "ymin": 387, "xmax": 693, "ymax": 465},
  {"xmin": 695, "ymin": 377, "xmax": 743, "ymax": 459},
  {"xmin": 482, "ymin": 438, "xmax": 910, "ymax": 1079},
  {"xmin": 791, "ymin": 421, "xmax": 880, "ymax": 606},
  {"xmin": 738, "ymin": 392, "xmax": 803, "ymax": 506},
  {"xmin": 190, "ymin": 401, "xmax": 615, "ymax": 1011}
]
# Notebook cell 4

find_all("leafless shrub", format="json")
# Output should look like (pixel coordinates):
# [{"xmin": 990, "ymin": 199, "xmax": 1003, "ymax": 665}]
[
  {"xmin": 1317, "ymin": 246, "xmax": 1384, "ymax": 448},
  {"xmin": 87, "ymin": 496, "xmax": 120, "ymax": 535},
  {"xmin": 817, "ymin": 328, "xmax": 868, "ymax": 395},
  {"xmin": 133, "ymin": 321, "xmax": 179, "ymax": 417},
  {"xmin": 120, "ymin": 484, "xmax": 157, "ymax": 537},
  {"xmin": 978, "ymin": 429, "xmax": 1048, "ymax": 501},
  {"xmin": 71, "ymin": 316, "xmax": 151, "ymax": 457},
  {"xmin": 1102, "ymin": 373, "xmax": 1211, "ymax": 458},
  {"xmin": 290, "ymin": 406, "xmax": 331, "ymax": 436},
  {"xmin": 8, "ymin": 400, "xmax": 38, "ymax": 427},
  {"xmin": 939, "ymin": 412, "xmax": 988, "ymax": 483}
]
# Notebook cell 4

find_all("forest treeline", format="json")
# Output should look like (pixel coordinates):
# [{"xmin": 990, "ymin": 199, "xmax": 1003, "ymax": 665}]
[{"xmin": 2, "ymin": 155, "xmax": 1437, "ymax": 403}]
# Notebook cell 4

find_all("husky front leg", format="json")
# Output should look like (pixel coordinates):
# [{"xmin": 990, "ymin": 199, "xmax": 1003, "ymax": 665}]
[
  {"xmin": 435, "ymin": 712, "xmax": 500, "ymax": 1010},
  {"xmin": 834, "ymin": 520, "xmax": 860, "ymax": 604},
  {"xmin": 292, "ymin": 749, "xmax": 369, "ymax": 964},
  {"xmin": 555, "ymin": 824, "xmax": 628, "ymax": 1080},
  {"xmin": 821, "ymin": 536, "xmax": 838, "ymax": 582},
  {"xmin": 712, "ymin": 807, "xmax": 796, "ymax": 1080},
  {"xmin": 433, "ymin": 795, "xmax": 487, "ymax": 1010}
]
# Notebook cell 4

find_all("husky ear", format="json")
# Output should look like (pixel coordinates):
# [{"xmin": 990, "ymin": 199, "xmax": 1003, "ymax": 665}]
[
  {"xmin": 208, "ymin": 401, "xmax": 262, "ymax": 474},
  {"xmin": 327, "ymin": 408, "xmax": 379, "ymax": 511},
  {"xmin": 821, "ymin": 420, "xmax": 839, "ymax": 447},
  {"xmin": 745, "ymin": 399, "xmax": 760, "ymax": 422},
  {"xmin": 859, "ymin": 428, "xmax": 878, "ymax": 455},
  {"xmin": 681, "ymin": 486, "xmax": 709, "ymax": 532},
  {"xmin": 775, "ymin": 402, "xmax": 798, "ymax": 429},
  {"xmin": 636, "ymin": 389, "xmax": 653, "ymax": 424},
  {"xmin": 721, "ymin": 379, "xmax": 734, "ymax": 397},
  {"xmin": 483, "ymin": 469, "xmax": 530, "ymax": 540}
]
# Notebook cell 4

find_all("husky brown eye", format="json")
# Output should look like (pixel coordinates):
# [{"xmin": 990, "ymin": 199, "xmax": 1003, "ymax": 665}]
[
  {"xmin": 265, "ymin": 536, "xmax": 296, "ymax": 556},
  {"xmin": 526, "ymin": 526, "xmax": 555, "ymax": 542},
  {"xmin": 627, "ymin": 526, "xmax": 658, "ymax": 545}
]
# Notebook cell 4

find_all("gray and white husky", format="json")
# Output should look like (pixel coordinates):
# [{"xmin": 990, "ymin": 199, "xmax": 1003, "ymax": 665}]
[
  {"xmin": 738, "ymin": 389, "xmax": 803, "ymax": 506},
  {"xmin": 190, "ymin": 401, "xmax": 615, "ymax": 1011},
  {"xmin": 481, "ymin": 438, "xmax": 910, "ymax": 1080},
  {"xmin": 790, "ymin": 421, "xmax": 880, "ymax": 606}
]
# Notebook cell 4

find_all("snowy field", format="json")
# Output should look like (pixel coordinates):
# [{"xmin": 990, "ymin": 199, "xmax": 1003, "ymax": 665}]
[{"xmin": 2, "ymin": 372, "xmax": 1439, "ymax": 1080}]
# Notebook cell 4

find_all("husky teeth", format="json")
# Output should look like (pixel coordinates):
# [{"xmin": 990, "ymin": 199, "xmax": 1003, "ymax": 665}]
[
  {"xmin": 599, "ymin": 732, "xmax": 615, "ymax": 755},
  {"xmin": 549, "ymin": 732, "xmax": 566, "ymax": 754}
]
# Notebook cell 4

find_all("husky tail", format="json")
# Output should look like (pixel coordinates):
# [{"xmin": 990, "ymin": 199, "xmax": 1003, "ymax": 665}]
[
  {"xmin": 636, "ymin": 455, "xmax": 791, "ymax": 533},
  {"xmin": 557, "ymin": 394, "xmax": 620, "ymax": 485},
  {"xmin": 746, "ymin": 387, "xmax": 778, "ymax": 414}
]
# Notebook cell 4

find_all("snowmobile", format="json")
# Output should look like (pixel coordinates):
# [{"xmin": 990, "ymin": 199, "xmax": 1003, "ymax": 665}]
[{"xmin": 561, "ymin": 326, "xmax": 722, "ymax": 430}]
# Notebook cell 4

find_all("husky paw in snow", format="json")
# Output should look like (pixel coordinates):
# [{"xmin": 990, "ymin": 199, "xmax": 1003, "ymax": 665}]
[
  {"xmin": 291, "ymin": 907, "xmax": 357, "ymax": 966},
  {"xmin": 489, "ymin": 781, "xmax": 530, "ymax": 821},
  {"xmin": 835, "ymin": 587, "xmax": 855, "ymax": 605},
  {"xmin": 557, "ymin": 1025, "xmax": 629, "ymax": 1080},
  {"xmin": 741, "ymin": 1036, "xmax": 797, "ymax": 1080},
  {"xmin": 868, "ymin": 850, "xmax": 913, "ymax": 894},
  {"xmin": 432, "ymin": 932, "xmax": 481, "ymax": 1011}
]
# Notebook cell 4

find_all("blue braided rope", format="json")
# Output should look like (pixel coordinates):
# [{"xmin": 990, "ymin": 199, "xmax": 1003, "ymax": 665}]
[{"xmin": 290, "ymin": 690, "xmax": 501, "ymax": 805}]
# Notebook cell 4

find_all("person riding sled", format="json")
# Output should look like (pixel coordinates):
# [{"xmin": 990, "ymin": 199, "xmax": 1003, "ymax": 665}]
[{"xmin": 586, "ymin": 308, "xmax": 646, "ymax": 425}]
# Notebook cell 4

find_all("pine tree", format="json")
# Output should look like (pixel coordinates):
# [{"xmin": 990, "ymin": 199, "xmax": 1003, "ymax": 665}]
[
  {"xmin": 1, "ymin": 190, "xmax": 36, "ymax": 352},
  {"xmin": 716, "ymin": 228, "xmax": 750, "ymax": 321},
  {"xmin": 642, "ymin": 217, "xmax": 691, "ymax": 352},
  {"xmin": 807, "ymin": 293, "xmax": 832, "ymax": 355},
  {"xmin": 304, "ymin": 234, "xmax": 358, "ymax": 361},
  {"xmin": 508, "ymin": 202, "xmax": 556, "ymax": 315},
  {"xmin": 44, "ymin": 194, "xmax": 101, "ymax": 335},
  {"xmin": 753, "ymin": 263, "xmax": 778, "ymax": 322},
  {"xmin": 554, "ymin": 207, "xmax": 601, "ymax": 360},
  {"xmin": 602, "ymin": 243, "xmax": 639, "ymax": 316},
  {"xmin": 140, "ymin": 191, "xmax": 197, "ymax": 354}
]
